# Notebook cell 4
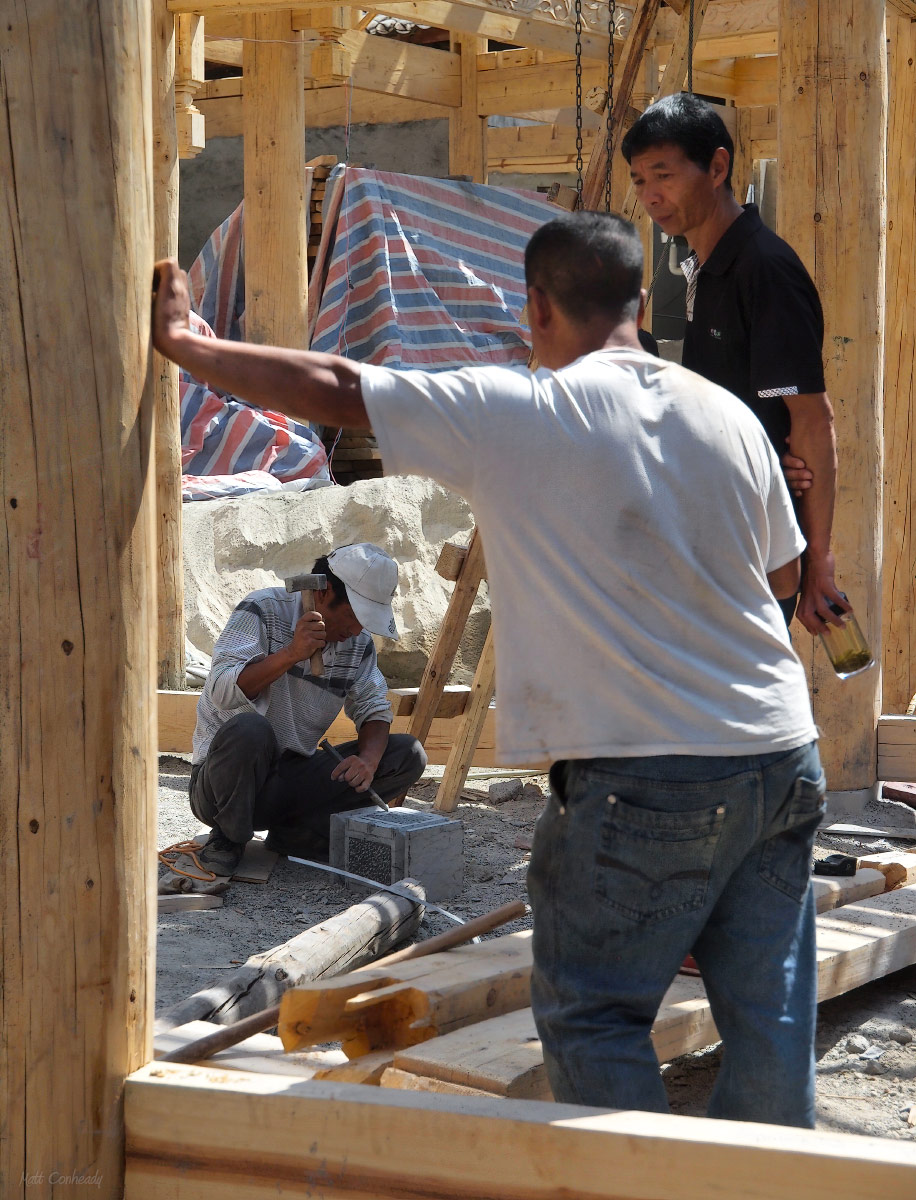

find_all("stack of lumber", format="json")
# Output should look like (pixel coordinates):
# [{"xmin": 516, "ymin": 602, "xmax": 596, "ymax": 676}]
[
  {"xmin": 325, "ymin": 425, "xmax": 385, "ymax": 485},
  {"xmin": 270, "ymin": 859, "xmax": 916, "ymax": 1099},
  {"xmin": 307, "ymin": 155, "xmax": 336, "ymax": 278},
  {"xmin": 153, "ymin": 853, "xmax": 916, "ymax": 1100}
]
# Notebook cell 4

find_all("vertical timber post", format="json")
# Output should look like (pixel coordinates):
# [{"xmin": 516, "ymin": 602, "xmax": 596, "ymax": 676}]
[
  {"xmin": 449, "ymin": 34, "xmax": 488, "ymax": 183},
  {"xmin": 152, "ymin": 0, "xmax": 186, "ymax": 691},
  {"xmin": 243, "ymin": 10, "xmax": 308, "ymax": 349},
  {"xmin": 778, "ymin": 0, "xmax": 886, "ymax": 796},
  {"xmin": 883, "ymin": 10, "xmax": 916, "ymax": 713},
  {"xmin": 0, "ymin": 0, "xmax": 156, "ymax": 1194}
]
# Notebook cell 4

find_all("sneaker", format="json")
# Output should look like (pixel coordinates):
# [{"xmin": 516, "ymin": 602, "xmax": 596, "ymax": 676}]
[{"xmin": 197, "ymin": 827, "xmax": 246, "ymax": 876}]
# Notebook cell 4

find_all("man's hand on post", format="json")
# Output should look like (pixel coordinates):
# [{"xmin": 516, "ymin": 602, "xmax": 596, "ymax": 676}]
[
  {"xmin": 330, "ymin": 755, "xmax": 377, "ymax": 793},
  {"xmin": 796, "ymin": 550, "xmax": 849, "ymax": 636},
  {"xmin": 152, "ymin": 258, "xmax": 192, "ymax": 355}
]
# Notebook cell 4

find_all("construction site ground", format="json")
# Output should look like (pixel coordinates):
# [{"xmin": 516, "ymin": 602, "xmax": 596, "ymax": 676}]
[{"xmin": 156, "ymin": 754, "xmax": 916, "ymax": 1141}]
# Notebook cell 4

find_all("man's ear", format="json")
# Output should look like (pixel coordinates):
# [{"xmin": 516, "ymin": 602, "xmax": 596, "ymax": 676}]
[
  {"xmin": 527, "ymin": 284, "xmax": 552, "ymax": 332},
  {"xmin": 636, "ymin": 288, "xmax": 647, "ymax": 329},
  {"xmin": 710, "ymin": 146, "xmax": 731, "ymax": 189}
]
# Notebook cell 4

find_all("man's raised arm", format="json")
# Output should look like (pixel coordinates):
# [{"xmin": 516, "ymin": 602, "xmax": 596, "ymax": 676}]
[{"xmin": 152, "ymin": 258, "xmax": 369, "ymax": 429}]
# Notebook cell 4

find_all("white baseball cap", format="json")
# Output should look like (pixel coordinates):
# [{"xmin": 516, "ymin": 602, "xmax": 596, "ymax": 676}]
[{"xmin": 326, "ymin": 543, "xmax": 400, "ymax": 640}]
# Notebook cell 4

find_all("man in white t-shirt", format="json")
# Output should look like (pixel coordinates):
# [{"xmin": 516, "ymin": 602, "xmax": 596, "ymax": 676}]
[{"xmin": 152, "ymin": 211, "xmax": 824, "ymax": 1127}]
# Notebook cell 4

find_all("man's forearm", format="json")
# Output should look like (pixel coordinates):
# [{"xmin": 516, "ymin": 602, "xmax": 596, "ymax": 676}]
[
  {"xmin": 236, "ymin": 649, "xmax": 297, "ymax": 700},
  {"xmin": 785, "ymin": 393, "xmax": 837, "ymax": 559},
  {"xmin": 356, "ymin": 719, "xmax": 391, "ymax": 773}
]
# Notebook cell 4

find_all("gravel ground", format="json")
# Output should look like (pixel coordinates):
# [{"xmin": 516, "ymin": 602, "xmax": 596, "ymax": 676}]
[{"xmin": 157, "ymin": 754, "xmax": 916, "ymax": 1139}]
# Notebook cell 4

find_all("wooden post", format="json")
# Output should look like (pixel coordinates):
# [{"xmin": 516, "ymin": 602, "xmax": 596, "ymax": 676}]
[
  {"xmin": 153, "ymin": 0, "xmax": 186, "ymax": 691},
  {"xmin": 777, "ymin": 0, "xmax": 886, "ymax": 793},
  {"xmin": 883, "ymin": 10, "xmax": 916, "ymax": 714},
  {"xmin": 449, "ymin": 34, "xmax": 488, "ymax": 182},
  {"xmin": 243, "ymin": 10, "xmax": 308, "ymax": 347},
  {"xmin": 0, "ymin": 0, "xmax": 156, "ymax": 1194}
]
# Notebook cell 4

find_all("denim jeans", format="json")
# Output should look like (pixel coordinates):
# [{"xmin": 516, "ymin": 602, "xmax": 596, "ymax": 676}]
[{"xmin": 527, "ymin": 740, "xmax": 825, "ymax": 1127}]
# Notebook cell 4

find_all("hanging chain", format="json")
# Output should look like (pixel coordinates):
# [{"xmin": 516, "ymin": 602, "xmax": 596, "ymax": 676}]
[
  {"xmin": 574, "ymin": 0, "xmax": 584, "ymax": 206},
  {"xmin": 687, "ymin": 0, "xmax": 695, "ymax": 94},
  {"xmin": 605, "ymin": 0, "xmax": 617, "ymax": 211}
]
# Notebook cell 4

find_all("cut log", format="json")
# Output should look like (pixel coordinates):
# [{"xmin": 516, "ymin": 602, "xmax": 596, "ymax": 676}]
[
  {"xmin": 278, "ymin": 930, "xmax": 533, "ymax": 1056},
  {"xmin": 155, "ymin": 879, "xmax": 425, "ymax": 1033}
]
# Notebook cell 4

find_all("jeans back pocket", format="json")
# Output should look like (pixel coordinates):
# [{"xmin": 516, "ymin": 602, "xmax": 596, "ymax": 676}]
[
  {"xmin": 759, "ymin": 772, "xmax": 827, "ymax": 903},
  {"xmin": 596, "ymin": 795, "xmax": 725, "ymax": 927}
]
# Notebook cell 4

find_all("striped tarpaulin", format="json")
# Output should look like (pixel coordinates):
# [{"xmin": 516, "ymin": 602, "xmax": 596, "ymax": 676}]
[
  {"xmin": 182, "ymin": 207, "xmax": 329, "ymax": 494},
  {"xmin": 310, "ymin": 168, "xmax": 557, "ymax": 369}
]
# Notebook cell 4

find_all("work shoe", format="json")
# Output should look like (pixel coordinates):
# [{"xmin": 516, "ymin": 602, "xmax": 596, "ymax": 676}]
[{"xmin": 197, "ymin": 827, "xmax": 246, "ymax": 876}]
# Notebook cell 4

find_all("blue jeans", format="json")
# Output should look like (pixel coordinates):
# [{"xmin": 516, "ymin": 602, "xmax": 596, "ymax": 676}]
[{"xmin": 528, "ymin": 740, "xmax": 825, "ymax": 1127}]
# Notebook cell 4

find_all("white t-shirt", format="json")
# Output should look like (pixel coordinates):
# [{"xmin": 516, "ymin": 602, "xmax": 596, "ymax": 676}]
[{"xmin": 361, "ymin": 348, "xmax": 816, "ymax": 766}]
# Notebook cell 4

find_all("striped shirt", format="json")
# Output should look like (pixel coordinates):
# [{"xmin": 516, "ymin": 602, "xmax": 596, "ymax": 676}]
[{"xmin": 192, "ymin": 588, "xmax": 393, "ymax": 764}]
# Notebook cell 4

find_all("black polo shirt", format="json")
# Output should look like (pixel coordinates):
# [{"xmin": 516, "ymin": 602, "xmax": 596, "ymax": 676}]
[{"xmin": 681, "ymin": 204, "xmax": 826, "ymax": 455}]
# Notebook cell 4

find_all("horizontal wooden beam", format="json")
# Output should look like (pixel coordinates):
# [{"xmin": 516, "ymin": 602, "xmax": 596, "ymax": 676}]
[
  {"xmin": 158, "ymin": 687, "xmax": 525, "ymax": 768},
  {"xmin": 197, "ymin": 79, "xmax": 450, "ymax": 136},
  {"xmin": 125, "ymin": 1061, "xmax": 916, "ymax": 1199},
  {"xmin": 330, "ymin": 30, "xmax": 460, "ymax": 105},
  {"xmin": 888, "ymin": 0, "xmax": 916, "ymax": 17},
  {"xmin": 655, "ymin": 0, "xmax": 777, "ymax": 44}
]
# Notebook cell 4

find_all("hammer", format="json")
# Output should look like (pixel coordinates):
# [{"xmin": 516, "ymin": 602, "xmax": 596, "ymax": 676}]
[{"xmin": 285, "ymin": 571, "xmax": 327, "ymax": 677}]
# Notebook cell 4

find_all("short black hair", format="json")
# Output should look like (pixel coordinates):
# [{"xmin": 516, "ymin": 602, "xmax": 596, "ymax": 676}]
[
  {"xmin": 621, "ymin": 94, "xmax": 734, "ymax": 189},
  {"xmin": 524, "ymin": 211, "xmax": 643, "ymax": 326},
  {"xmin": 312, "ymin": 555, "xmax": 349, "ymax": 605}
]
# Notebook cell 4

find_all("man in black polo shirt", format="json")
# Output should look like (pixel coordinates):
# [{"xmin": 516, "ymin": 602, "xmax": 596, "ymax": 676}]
[{"xmin": 622, "ymin": 94, "xmax": 846, "ymax": 634}]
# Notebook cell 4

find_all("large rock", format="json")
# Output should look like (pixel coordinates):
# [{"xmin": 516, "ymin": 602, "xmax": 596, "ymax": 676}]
[{"xmin": 182, "ymin": 476, "xmax": 490, "ymax": 687}]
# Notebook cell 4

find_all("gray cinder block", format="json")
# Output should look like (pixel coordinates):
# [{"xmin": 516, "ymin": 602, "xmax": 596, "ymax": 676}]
[{"xmin": 330, "ymin": 807, "xmax": 464, "ymax": 901}]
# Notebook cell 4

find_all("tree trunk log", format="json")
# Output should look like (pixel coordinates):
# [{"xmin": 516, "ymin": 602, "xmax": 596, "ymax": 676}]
[
  {"xmin": 0, "ymin": 1, "xmax": 155, "ymax": 1194},
  {"xmin": 155, "ymin": 880, "xmax": 426, "ymax": 1032}
]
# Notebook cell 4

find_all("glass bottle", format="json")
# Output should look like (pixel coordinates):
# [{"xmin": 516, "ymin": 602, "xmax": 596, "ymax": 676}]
[{"xmin": 818, "ymin": 595, "xmax": 873, "ymax": 679}]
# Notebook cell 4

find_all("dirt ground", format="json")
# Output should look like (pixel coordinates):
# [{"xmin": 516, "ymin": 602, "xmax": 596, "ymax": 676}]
[{"xmin": 156, "ymin": 754, "xmax": 916, "ymax": 1140}]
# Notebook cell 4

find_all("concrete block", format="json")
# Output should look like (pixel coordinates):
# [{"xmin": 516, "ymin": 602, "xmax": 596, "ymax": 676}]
[{"xmin": 330, "ymin": 807, "xmax": 463, "ymax": 901}]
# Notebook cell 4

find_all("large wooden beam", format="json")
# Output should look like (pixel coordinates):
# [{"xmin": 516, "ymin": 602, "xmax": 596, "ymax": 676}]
[
  {"xmin": 243, "ymin": 11, "xmax": 308, "ymax": 347},
  {"xmin": 450, "ymin": 33, "xmax": 488, "ymax": 180},
  {"xmin": 0, "ymin": 0, "xmax": 156, "ymax": 1194},
  {"xmin": 125, "ymin": 1062, "xmax": 916, "ymax": 1199},
  {"xmin": 777, "ymin": 0, "xmax": 886, "ymax": 794},
  {"xmin": 327, "ymin": 31, "xmax": 460, "ymax": 106},
  {"xmin": 153, "ymin": 0, "xmax": 186, "ymax": 691},
  {"xmin": 883, "ymin": 10, "xmax": 916, "ymax": 714}
]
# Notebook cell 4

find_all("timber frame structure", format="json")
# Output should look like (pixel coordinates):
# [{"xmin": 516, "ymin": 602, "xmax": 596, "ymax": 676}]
[{"xmin": 3, "ymin": 0, "xmax": 916, "ymax": 1196}]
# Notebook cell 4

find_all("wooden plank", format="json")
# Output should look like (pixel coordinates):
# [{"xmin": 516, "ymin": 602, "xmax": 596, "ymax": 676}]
[
  {"xmin": 152, "ymin": 0, "xmax": 185, "ymax": 692},
  {"xmin": 858, "ymin": 851, "xmax": 916, "ymax": 892},
  {"xmin": 380, "ymin": 1065, "xmax": 498, "ymax": 1096},
  {"xmin": 777, "ymin": 0, "xmax": 885, "ymax": 792},
  {"xmin": 277, "ymin": 930, "xmax": 533, "ymax": 1055},
  {"xmin": 883, "ymin": 11, "xmax": 916, "ymax": 714},
  {"xmin": 888, "ymin": 0, "xmax": 916, "ymax": 17},
  {"xmin": 476, "ymin": 58, "xmax": 609, "ymax": 118},
  {"xmin": 154, "ymin": 1020, "xmax": 346, "ymax": 1076},
  {"xmin": 124, "ymin": 1062, "xmax": 916, "ymax": 1200},
  {"xmin": 157, "ymin": 686, "xmax": 512, "ymax": 766},
  {"xmin": 878, "ymin": 715, "xmax": 916, "ymax": 743},
  {"xmin": 407, "ymin": 527, "xmax": 486, "ymax": 747},
  {"xmin": 450, "ymin": 33, "xmax": 488, "ymax": 181},
  {"xmin": 390, "ymin": 884, "xmax": 916, "ymax": 1100},
  {"xmin": 655, "ymin": 0, "xmax": 777, "ymax": 45},
  {"xmin": 435, "ymin": 626, "xmax": 496, "ymax": 813},
  {"xmin": 242, "ymin": 11, "xmax": 308, "ymax": 348},
  {"xmin": 335, "ymin": 31, "xmax": 461, "ymax": 106},
  {"xmin": 158, "ymin": 893, "xmax": 223, "ymax": 913},
  {"xmin": 822, "ymin": 823, "xmax": 916, "ymax": 842},
  {"xmin": 810, "ymin": 869, "xmax": 886, "ymax": 913}
]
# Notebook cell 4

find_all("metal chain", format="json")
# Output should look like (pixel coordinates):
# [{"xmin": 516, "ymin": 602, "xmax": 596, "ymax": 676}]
[
  {"xmin": 687, "ymin": 0, "xmax": 695, "ymax": 94},
  {"xmin": 605, "ymin": 0, "xmax": 617, "ymax": 211},
  {"xmin": 574, "ymin": 0, "xmax": 584, "ymax": 205}
]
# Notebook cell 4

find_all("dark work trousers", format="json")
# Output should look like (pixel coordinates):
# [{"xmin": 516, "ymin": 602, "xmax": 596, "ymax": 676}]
[
  {"xmin": 189, "ymin": 712, "xmax": 427, "ymax": 852},
  {"xmin": 779, "ymin": 594, "xmax": 799, "ymax": 629}
]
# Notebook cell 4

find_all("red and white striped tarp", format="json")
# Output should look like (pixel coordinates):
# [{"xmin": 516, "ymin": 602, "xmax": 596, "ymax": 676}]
[{"xmin": 310, "ymin": 168, "xmax": 556, "ymax": 369}]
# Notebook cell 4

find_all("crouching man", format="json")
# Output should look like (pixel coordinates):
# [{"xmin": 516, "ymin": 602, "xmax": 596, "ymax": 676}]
[{"xmin": 190, "ymin": 542, "xmax": 426, "ymax": 876}]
